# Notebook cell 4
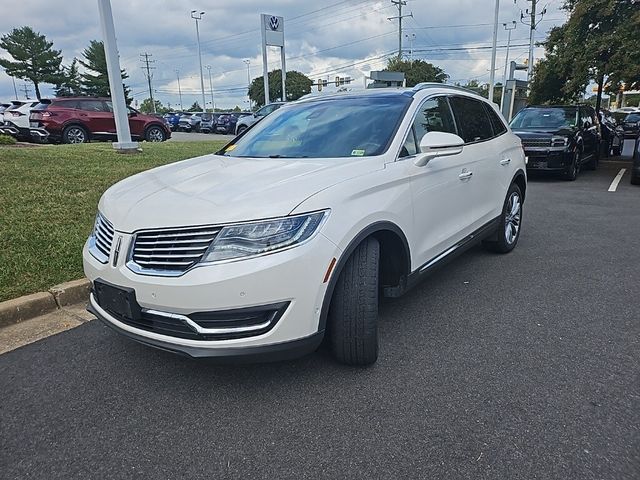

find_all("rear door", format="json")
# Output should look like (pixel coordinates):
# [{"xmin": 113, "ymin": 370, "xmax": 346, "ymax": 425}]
[
  {"xmin": 579, "ymin": 107, "xmax": 599, "ymax": 158},
  {"xmin": 77, "ymin": 99, "xmax": 114, "ymax": 136}
]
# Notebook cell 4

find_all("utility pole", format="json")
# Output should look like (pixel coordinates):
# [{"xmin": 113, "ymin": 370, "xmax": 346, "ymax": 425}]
[
  {"xmin": 140, "ymin": 52, "xmax": 156, "ymax": 112},
  {"xmin": 11, "ymin": 76, "xmax": 18, "ymax": 100},
  {"xmin": 488, "ymin": 0, "xmax": 500, "ymax": 104},
  {"xmin": 205, "ymin": 65, "xmax": 215, "ymax": 112},
  {"xmin": 174, "ymin": 69, "xmax": 183, "ymax": 111},
  {"xmin": 501, "ymin": 21, "xmax": 517, "ymax": 108},
  {"xmin": 388, "ymin": 0, "xmax": 412, "ymax": 60},
  {"xmin": 521, "ymin": 0, "xmax": 546, "ymax": 83},
  {"xmin": 20, "ymin": 83, "xmax": 31, "ymax": 99},
  {"xmin": 405, "ymin": 33, "xmax": 416, "ymax": 61},
  {"xmin": 190, "ymin": 10, "xmax": 207, "ymax": 111}
]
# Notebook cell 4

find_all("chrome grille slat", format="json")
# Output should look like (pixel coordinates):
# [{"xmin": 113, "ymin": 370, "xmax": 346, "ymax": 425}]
[
  {"xmin": 130, "ymin": 225, "xmax": 220, "ymax": 274},
  {"xmin": 90, "ymin": 214, "xmax": 115, "ymax": 262},
  {"xmin": 521, "ymin": 137, "xmax": 552, "ymax": 148}
]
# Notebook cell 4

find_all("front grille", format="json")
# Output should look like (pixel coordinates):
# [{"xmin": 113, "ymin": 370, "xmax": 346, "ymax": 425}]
[
  {"xmin": 130, "ymin": 225, "xmax": 220, "ymax": 274},
  {"xmin": 92, "ymin": 214, "xmax": 115, "ymax": 262},
  {"xmin": 521, "ymin": 137, "xmax": 552, "ymax": 148}
]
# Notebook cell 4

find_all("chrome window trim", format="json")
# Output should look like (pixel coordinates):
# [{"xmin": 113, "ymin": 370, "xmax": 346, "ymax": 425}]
[{"xmin": 143, "ymin": 308, "xmax": 275, "ymax": 335}]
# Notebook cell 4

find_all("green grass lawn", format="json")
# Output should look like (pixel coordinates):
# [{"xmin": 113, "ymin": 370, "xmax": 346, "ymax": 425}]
[{"xmin": 0, "ymin": 141, "xmax": 226, "ymax": 302}]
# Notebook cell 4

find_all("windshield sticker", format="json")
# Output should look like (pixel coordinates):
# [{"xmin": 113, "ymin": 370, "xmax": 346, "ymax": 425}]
[
  {"xmin": 225, "ymin": 144, "xmax": 237, "ymax": 151},
  {"xmin": 351, "ymin": 149, "xmax": 365, "ymax": 156}
]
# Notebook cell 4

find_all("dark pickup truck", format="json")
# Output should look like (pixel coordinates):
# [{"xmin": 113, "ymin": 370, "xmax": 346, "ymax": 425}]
[{"xmin": 509, "ymin": 105, "xmax": 601, "ymax": 181}]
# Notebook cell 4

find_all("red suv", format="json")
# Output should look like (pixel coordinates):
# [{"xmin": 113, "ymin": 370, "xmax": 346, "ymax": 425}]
[{"xmin": 30, "ymin": 97, "xmax": 171, "ymax": 144}]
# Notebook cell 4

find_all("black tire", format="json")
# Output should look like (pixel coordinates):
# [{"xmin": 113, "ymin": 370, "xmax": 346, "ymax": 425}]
[
  {"xmin": 612, "ymin": 145, "xmax": 622, "ymax": 156},
  {"xmin": 327, "ymin": 237, "xmax": 380, "ymax": 366},
  {"xmin": 145, "ymin": 125, "xmax": 166, "ymax": 142},
  {"xmin": 236, "ymin": 125, "xmax": 247, "ymax": 135},
  {"xmin": 62, "ymin": 125, "xmax": 88, "ymax": 144},
  {"xmin": 585, "ymin": 150, "xmax": 599, "ymax": 170},
  {"xmin": 483, "ymin": 183, "xmax": 523, "ymax": 254},
  {"xmin": 562, "ymin": 150, "xmax": 581, "ymax": 180}
]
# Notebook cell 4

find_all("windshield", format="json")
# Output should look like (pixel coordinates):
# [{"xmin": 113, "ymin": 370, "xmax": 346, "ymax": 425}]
[
  {"xmin": 510, "ymin": 107, "xmax": 578, "ymax": 130},
  {"xmin": 625, "ymin": 113, "xmax": 640, "ymax": 122},
  {"xmin": 224, "ymin": 95, "xmax": 411, "ymax": 158}
]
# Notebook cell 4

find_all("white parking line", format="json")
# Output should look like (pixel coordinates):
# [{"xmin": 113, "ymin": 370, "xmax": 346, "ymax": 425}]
[{"xmin": 608, "ymin": 169, "xmax": 626, "ymax": 192}]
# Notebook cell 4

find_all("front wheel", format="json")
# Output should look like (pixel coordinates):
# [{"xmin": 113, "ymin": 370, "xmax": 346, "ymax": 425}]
[
  {"xmin": 562, "ymin": 151, "xmax": 581, "ymax": 180},
  {"xmin": 483, "ymin": 183, "xmax": 523, "ymax": 254},
  {"xmin": 145, "ymin": 125, "xmax": 166, "ymax": 142},
  {"xmin": 236, "ymin": 125, "xmax": 247, "ymax": 135},
  {"xmin": 327, "ymin": 237, "xmax": 380, "ymax": 366}
]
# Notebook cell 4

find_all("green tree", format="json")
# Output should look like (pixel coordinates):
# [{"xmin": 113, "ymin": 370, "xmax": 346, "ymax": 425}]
[
  {"xmin": 139, "ymin": 98, "xmax": 166, "ymax": 114},
  {"xmin": 54, "ymin": 58, "xmax": 82, "ymax": 97},
  {"xmin": 187, "ymin": 101, "xmax": 202, "ymax": 112},
  {"xmin": 79, "ymin": 40, "xmax": 131, "ymax": 103},
  {"xmin": 0, "ymin": 26, "xmax": 63, "ymax": 100},
  {"xmin": 249, "ymin": 69, "xmax": 313, "ymax": 107},
  {"xmin": 383, "ymin": 58, "xmax": 448, "ymax": 87},
  {"xmin": 530, "ymin": 0, "xmax": 640, "ymax": 110}
]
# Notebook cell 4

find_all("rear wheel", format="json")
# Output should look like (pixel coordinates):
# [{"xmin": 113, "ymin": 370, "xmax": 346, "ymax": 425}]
[
  {"xmin": 236, "ymin": 125, "xmax": 247, "ymax": 135},
  {"xmin": 62, "ymin": 125, "xmax": 88, "ymax": 144},
  {"xmin": 483, "ymin": 183, "xmax": 523, "ymax": 254},
  {"xmin": 612, "ymin": 145, "xmax": 622, "ymax": 156},
  {"xmin": 327, "ymin": 237, "xmax": 380, "ymax": 366}
]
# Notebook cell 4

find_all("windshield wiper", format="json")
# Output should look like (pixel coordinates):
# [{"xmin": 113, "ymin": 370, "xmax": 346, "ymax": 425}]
[{"xmin": 268, "ymin": 154, "xmax": 309, "ymax": 158}]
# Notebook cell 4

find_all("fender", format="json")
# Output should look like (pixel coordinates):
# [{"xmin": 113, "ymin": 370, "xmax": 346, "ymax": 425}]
[{"xmin": 317, "ymin": 221, "xmax": 410, "ymax": 333}]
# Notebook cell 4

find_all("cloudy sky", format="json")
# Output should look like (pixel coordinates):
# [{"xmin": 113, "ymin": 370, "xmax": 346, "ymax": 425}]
[{"xmin": 0, "ymin": 0, "xmax": 568, "ymax": 109}]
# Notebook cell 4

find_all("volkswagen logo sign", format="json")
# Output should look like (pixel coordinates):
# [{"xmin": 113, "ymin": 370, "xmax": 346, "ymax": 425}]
[{"xmin": 269, "ymin": 16, "xmax": 279, "ymax": 31}]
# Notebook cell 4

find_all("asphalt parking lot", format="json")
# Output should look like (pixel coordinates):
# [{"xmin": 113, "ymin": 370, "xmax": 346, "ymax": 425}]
[{"xmin": 1, "ymin": 145, "xmax": 638, "ymax": 479}]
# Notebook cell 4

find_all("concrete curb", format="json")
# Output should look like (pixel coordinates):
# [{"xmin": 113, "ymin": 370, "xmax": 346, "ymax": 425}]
[{"xmin": 0, "ymin": 279, "xmax": 90, "ymax": 328}]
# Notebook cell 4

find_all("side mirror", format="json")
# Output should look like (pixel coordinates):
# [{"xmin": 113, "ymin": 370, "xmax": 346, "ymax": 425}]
[{"xmin": 414, "ymin": 131, "xmax": 465, "ymax": 167}]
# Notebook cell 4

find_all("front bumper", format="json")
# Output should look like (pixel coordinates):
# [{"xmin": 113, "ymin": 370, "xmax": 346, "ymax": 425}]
[
  {"xmin": 83, "ymin": 231, "xmax": 340, "ymax": 359},
  {"xmin": 525, "ymin": 147, "xmax": 574, "ymax": 171}
]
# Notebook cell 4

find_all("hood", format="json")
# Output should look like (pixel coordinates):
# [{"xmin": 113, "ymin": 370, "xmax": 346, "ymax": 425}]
[
  {"xmin": 512, "ymin": 127, "xmax": 577, "ymax": 138},
  {"xmin": 99, "ymin": 153, "xmax": 380, "ymax": 232}
]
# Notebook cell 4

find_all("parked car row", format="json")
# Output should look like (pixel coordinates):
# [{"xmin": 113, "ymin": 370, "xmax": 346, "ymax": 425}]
[{"xmin": 1, "ymin": 97, "xmax": 171, "ymax": 144}]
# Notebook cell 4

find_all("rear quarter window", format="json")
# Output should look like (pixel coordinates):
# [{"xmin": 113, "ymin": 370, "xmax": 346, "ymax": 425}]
[{"xmin": 483, "ymin": 103, "xmax": 507, "ymax": 136}]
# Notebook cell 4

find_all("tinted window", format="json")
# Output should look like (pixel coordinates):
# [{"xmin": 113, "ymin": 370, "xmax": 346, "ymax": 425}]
[
  {"xmin": 55, "ymin": 100, "xmax": 79, "ymax": 109},
  {"xmin": 484, "ymin": 103, "xmax": 507, "ymax": 136},
  {"xmin": 449, "ymin": 96, "xmax": 493, "ymax": 143},
  {"xmin": 626, "ymin": 113, "xmax": 640, "ymax": 122},
  {"xmin": 510, "ymin": 107, "xmax": 578, "ymax": 129},
  {"xmin": 79, "ymin": 100, "xmax": 107, "ymax": 112},
  {"xmin": 225, "ymin": 95, "xmax": 412, "ymax": 159},
  {"xmin": 413, "ymin": 97, "xmax": 457, "ymax": 141}
]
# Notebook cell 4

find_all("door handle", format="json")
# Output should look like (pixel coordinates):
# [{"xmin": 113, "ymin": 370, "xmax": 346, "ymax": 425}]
[
  {"xmin": 500, "ymin": 158, "xmax": 511, "ymax": 165},
  {"xmin": 458, "ymin": 171, "xmax": 473, "ymax": 180}
]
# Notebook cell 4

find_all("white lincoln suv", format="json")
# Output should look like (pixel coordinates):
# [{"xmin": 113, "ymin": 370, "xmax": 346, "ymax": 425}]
[{"xmin": 83, "ymin": 83, "xmax": 526, "ymax": 365}]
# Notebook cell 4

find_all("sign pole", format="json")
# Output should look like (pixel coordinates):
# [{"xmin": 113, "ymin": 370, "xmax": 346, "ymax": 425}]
[{"xmin": 260, "ymin": 14, "xmax": 270, "ymax": 106}]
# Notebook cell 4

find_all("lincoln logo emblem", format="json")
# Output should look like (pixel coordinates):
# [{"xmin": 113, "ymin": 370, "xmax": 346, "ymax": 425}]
[{"xmin": 269, "ymin": 16, "xmax": 279, "ymax": 30}]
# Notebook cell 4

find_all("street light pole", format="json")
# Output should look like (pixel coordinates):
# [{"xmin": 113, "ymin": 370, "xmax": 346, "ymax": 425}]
[
  {"xmin": 205, "ymin": 65, "xmax": 215, "ymax": 112},
  {"xmin": 174, "ymin": 69, "xmax": 183, "ymax": 111},
  {"xmin": 488, "ymin": 0, "xmax": 500, "ymax": 104},
  {"xmin": 190, "ymin": 10, "xmax": 206, "ymax": 111},
  {"xmin": 501, "ymin": 21, "xmax": 517, "ymax": 109},
  {"xmin": 243, "ymin": 59, "xmax": 251, "ymax": 109}
]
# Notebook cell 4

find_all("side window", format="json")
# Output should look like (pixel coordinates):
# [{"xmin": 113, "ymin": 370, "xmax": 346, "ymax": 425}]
[
  {"xmin": 400, "ymin": 127, "xmax": 418, "ymax": 157},
  {"xmin": 104, "ymin": 101, "xmax": 114, "ymax": 112},
  {"xmin": 79, "ymin": 100, "xmax": 107, "ymax": 112},
  {"xmin": 413, "ymin": 96, "xmax": 457, "ymax": 142},
  {"xmin": 449, "ymin": 96, "xmax": 494, "ymax": 143},
  {"xmin": 483, "ymin": 103, "xmax": 507, "ymax": 136},
  {"xmin": 581, "ymin": 108, "xmax": 593, "ymax": 128}
]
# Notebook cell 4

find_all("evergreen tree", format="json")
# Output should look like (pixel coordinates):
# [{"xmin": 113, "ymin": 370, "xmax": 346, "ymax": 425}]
[
  {"xmin": 54, "ymin": 58, "xmax": 82, "ymax": 97},
  {"xmin": 79, "ymin": 40, "xmax": 131, "ymax": 103},
  {"xmin": 187, "ymin": 101, "xmax": 202, "ymax": 112},
  {"xmin": 0, "ymin": 26, "xmax": 63, "ymax": 100}
]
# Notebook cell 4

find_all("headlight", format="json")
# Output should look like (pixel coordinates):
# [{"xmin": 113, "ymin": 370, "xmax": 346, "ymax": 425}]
[
  {"xmin": 202, "ymin": 210, "xmax": 329, "ymax": 263},
  {"xmin": 551, "ymin": 136, "xmax": 569, "ymax": 147}
]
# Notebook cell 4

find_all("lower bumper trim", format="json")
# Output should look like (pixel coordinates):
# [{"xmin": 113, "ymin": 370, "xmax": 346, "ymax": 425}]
[{"xmin": 88, "ymin": 303, "xmax": 324, "ymax": 362}]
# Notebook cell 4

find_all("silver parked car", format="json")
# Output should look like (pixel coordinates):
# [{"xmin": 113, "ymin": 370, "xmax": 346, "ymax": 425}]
[{"xmin": 235, "ymin": 102, "xmax": 284, "ymax": 135}]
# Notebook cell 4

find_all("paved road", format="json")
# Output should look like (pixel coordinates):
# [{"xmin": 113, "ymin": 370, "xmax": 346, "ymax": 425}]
[{"xmin": 1, "ymin": 156, "xmax": 638, "ymax": 479}]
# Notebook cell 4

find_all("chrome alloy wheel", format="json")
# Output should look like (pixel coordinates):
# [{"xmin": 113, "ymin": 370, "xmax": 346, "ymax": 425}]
[
  {"xmin": 504, "ymin": 192, "xmax": 521, "ymax": 245},
  {"xmin": 147, "ymin": 127, "xmax": 164, "ymax": 142},
  {"xmin": 67, "ymin": 127, "xmax": 86, "ymax": 143}
]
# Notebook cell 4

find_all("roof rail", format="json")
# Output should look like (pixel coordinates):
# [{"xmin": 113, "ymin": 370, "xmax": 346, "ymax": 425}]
[{"xmin": 412, "ymin": 82, "xmax": 481, "ymax": 95}]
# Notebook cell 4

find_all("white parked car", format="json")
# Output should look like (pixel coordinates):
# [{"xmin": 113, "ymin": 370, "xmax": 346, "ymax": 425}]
[
  {"xmin": 235, "ymin": 102, "xmax": 284, "ymax": 135},
  {"xmin": 1, "ymin": 100, "xmax": 39, "ymax": 139},
  {"xmin": 84, "ymin": 84, "xmax": 527, "ymax": 365}
]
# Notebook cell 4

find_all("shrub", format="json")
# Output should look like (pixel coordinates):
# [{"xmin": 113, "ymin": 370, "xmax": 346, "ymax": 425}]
[{"xmin": 0, "ymin": 134, "xmax": 17, "ymax": 145}]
